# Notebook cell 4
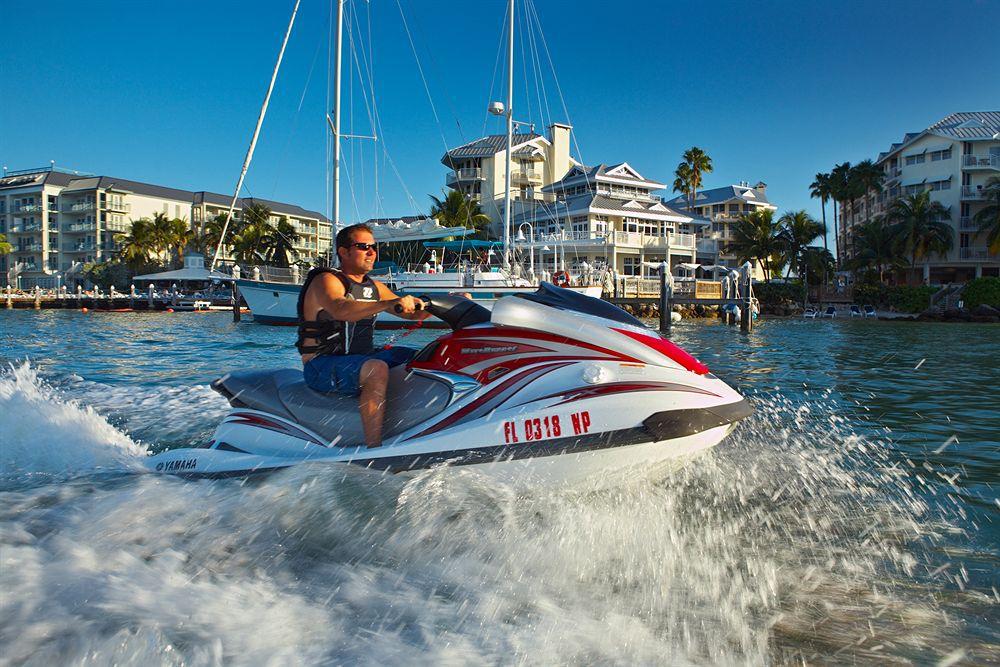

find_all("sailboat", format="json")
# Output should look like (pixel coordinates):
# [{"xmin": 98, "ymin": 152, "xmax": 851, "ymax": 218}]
[{"xmin": 225, "ymin": 0, "xmax": 602, "ymax": 326}]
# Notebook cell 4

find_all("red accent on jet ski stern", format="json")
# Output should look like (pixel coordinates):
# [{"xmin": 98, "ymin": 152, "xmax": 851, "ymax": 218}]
[{"xmin": 612, "ymin": 328, "xmax": 710, "ymax": 375}]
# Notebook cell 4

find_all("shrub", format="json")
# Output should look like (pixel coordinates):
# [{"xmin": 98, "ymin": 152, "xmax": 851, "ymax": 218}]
[
  {"xmin": 851, "ymin": 283, "xmax": 935, "ymax": 312},
  {"xmin": 754, "ymin": 282, "xmax": 805, "ymax": 305},
  {"xmin": 962, "ymin": 277, "xmax": 1000, "ymax": 309}
]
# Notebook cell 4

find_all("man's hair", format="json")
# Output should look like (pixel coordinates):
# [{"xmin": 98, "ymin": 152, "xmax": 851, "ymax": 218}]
[{"xmin": 336, "ymin": 223, "xmax": 374, "ymax": 250}]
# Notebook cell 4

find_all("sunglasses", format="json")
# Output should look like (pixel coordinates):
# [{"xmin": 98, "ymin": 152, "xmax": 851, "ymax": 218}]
[{"xmin": 348, "ymin": 242, "xmax": 377, "ymax": 252}]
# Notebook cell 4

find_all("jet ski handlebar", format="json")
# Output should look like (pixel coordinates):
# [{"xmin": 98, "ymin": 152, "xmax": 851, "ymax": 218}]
[{"xmin": 393, "ymin": 294, "xmax": 491, "ymax": 330}]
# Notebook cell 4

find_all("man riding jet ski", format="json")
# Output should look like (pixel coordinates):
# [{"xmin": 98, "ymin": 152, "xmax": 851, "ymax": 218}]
[
  {"xmin": 147, "ymin": 281, "xmax": 752, "ymax": 483},
  {"xmin": 298, "ymin": 223, "xmax": 430, "ymax": 448}
]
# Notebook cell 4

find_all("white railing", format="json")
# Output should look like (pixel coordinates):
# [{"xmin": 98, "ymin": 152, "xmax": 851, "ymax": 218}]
[
  {"xmin": 17, "ymin": 244, "xmax": 44, "ymax": 252},
  {"xmin": 65, "ymin": 223, "xmax": 97, "ymax": 232},
  {"xmin": 12, "ymin": 203, "xmax": 43, "ymax": 214},
  {"xmin": 959, "ymin": 216, "xmax": 978, "ymax": 230},
  {"xmin": 962, "ymin": 154, "xmax": 1000, "ymax": 169},
  {"xmin": 63, "ymin": 201, "xmax": 96, "ymax": 212},
  {"xmin": 959, "ymin": 247, "xmax": 991, "ymax": 260},
  {"xmin": 697, "ymin": 238, "xmax": 719, "ymax": 254},
  {"xmin": 961, "ymin": 186, "xmax": 987, "ymax": 199},
  {"xmin": 446, "ymin": 167, "xmax": 483, "ymax": 183},
  {"xmin": 104, "ymin": 201, "xmax": 131, "ymax": 213},
  {"xmin": 10, "ymin": 224, "xmax": 43, "ymax": 233},
  {"xmin": 512, "ymin": 168, "xmax": 541, "ymax": 180}
]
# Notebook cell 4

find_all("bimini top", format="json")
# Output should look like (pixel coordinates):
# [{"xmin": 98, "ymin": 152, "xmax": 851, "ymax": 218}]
[{"xmin": 515, "ymin": 282, "xmax": 644, "ymax": 328}]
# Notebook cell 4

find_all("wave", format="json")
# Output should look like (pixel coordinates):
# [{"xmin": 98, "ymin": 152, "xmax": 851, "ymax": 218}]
[{"xmin": 0, "ymin": 362, "xmax": 147, "ymax": 478}]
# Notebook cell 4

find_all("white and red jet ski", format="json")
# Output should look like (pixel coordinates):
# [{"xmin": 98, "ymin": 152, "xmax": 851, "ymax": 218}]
[{"xmin": 146, "ymin": 284, "xmax": 751, "ymax": 484}]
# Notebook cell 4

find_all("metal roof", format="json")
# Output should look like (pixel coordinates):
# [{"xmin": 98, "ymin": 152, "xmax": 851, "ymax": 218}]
[
  {"xmin": 665, "ymin": 184, "xmax": 773, "ymax": 209},
  {"xmin": 878, "ymin": 112, "xmax": 1000, "ymax": 162},
  {"xmin": 544, "ymin": 163, "xmax": 664, "ymax": 190},
  {"xmin": 442, "ymin": 133, "xmax": 544, "ymax": 163}
]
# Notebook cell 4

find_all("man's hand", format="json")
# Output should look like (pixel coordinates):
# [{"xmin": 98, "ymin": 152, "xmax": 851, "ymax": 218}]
[{"xmin": 393, "ymin": 295, "xmax": 424, "ymax": 315}]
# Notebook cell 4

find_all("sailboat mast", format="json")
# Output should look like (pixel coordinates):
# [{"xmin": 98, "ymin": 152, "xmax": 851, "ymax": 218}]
[
  {"xmin": 332, "ymin": 0, "xmax": 344, "ymax": 233},
  {"xmin": 502, "ymin": 0, "xmax": 514, "ymax": 270},
  {"xmin": 210, "ymin": 0, "xmax": 300, "ymax": 271}
]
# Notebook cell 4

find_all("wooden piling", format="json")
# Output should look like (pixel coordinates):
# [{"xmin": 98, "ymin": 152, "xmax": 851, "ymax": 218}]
[
  {"xmin": 658, "ymin": 271, "xmax": 671, "ymax": 334},
  {"xmin": 232, "ymin": 281, "xmax": 241, "ymax": 322}
]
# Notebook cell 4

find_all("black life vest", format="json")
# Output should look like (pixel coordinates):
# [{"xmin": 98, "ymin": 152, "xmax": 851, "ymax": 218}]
[{"xmin": 296, "ymin": 268, "xmax": 380, "ymax": 356}]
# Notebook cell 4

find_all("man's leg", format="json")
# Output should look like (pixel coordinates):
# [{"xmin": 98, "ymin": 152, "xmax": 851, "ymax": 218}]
[{"xmin": 358, "ymin": 358, "xmax": 389, "ymax": 448}]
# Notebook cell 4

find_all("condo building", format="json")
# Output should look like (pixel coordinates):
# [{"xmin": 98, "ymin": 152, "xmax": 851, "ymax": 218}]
[
  {"xmin": 441, "ymin": 123, "xmax": 575, "ymax": 232},
  {"xmin": 1, "ymin": 166, "xmax": 332, "ymax": 288},
  {"xmin": 665, "ymin": 182, "xmax": 777, "ymax": 280},
  {"xmin": 842, "ymin": 111, "xmax": 1000, "ymax": 282}
]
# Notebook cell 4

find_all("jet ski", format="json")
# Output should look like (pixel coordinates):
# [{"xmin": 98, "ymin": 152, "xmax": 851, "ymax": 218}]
[{"xmin": 146, "ymin": 283, "xmax": 752, "ymax": 484}]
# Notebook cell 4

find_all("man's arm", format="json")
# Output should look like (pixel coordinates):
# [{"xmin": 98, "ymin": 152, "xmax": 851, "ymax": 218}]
[
  {"xmin": 311, "ymin": 273, "xmax": 396, "ymax": 322},
  {"xmin": 375, "ymin": 281, "xmax": 431, "ymax": 321}
]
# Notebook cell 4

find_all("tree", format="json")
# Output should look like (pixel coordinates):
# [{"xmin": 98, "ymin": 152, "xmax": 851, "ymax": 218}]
[
  {"xmin": 115, "ymin": 218, "xmax": 156, "ymax": 270},
  {"xmin": 727, "ymin": 208, "xmax": 785, "ymax": 282},
  {"xmin": 0, "ymin": 233, "xmax": 11, "ymax": 255},
  {"xmin": 830, "ymin": 162, "xmax": 855, "ymax": 266},
  {"xmin": 429, "ymin": 191, "xmax": 491, "ymax": 239},
  {"xmin": 672, "ymin": 162, "xmax": 693, "ymax": 205},
  {"xmin": 778, "ymin": 210, "xmax": 823, "ymax": 279},
  {"xmin": 194, "ymin": 213, "xmax": 231, "ymax": 257},
  {"xmin": 809, "ymin": 172, "xmax": 832, "ymax": 257},
  {"xmin": 679, "ymin": 147, "xmax": 713, "ymax": 208},
  {"xmin": 851, "ymin": 159, "xmax": 885, "ymax": 224},
  {"xmin": 973, "ymin": 176, "xmax": 1000, "ymax": 254},
  {"xmin": 168, "ymin": 217, "xmax": 194, "ymax": 267},
  {"xmin": 885, "ymin": 191, "xmax": 953, "ymax": 283},
  {"xmin": 266, "ymin": 219, "xmax": 301, "ymax": 267},
  {"xmin": 848, "ymin": 218, "xmax": 903, "ymax": 284}
]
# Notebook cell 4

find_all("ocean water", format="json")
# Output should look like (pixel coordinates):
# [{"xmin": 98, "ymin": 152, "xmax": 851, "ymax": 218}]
[{"xmin": 1, "ymin": 309, "xmax": 998, "ymax": 665}]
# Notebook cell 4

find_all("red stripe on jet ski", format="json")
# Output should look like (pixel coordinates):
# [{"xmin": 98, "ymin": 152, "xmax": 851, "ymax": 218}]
[
  {"xmin": 612, "ymin": 328, "xmax": 710, "ymax": 374},
  {"xmin": 407, "ymin": 362, "xmax": 569, "ymax": 440},
  {"xmin": 446, "ymin": 326, "xmax": 640, "ymax": 362},
  {"xmin": 227, "ymin": 412, "xmax": 326, "ymax": 447}
]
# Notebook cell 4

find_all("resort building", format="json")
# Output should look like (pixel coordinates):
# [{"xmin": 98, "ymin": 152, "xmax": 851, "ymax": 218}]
[
  {"xmin": 510, "ymin": 162, "xmax": 705, "ymax": 276},
  {"xmin": 441, "ymin": 123, "xmax": 575, "ymax": 232},
  {"xmin": 842, "ymin": 111, "xmax": 1000, "ymax": 282},
  {"xmin": 1, "ymin": 165, "xmax": 331, "ymax": 288},
  {"xmin": 665, "ymin": 182, "xmax": 777, "ymax": 280}
]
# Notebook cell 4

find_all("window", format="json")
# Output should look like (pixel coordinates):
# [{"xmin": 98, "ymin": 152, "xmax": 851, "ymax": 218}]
[
  {"xmin": 623, "ymin": 256, "xmax": 641, "ymax": 276},
  {"xmin": 930, "ymin": 149, "xmax": 952, "ymax": 161},
  {"xmin": 905, "ymin": 153, "xmax": 926, "ymax": 165}
]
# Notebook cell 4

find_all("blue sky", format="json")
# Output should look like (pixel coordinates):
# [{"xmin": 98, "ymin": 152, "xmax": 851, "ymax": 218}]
[{"xmin": 3, "ymin": 0, "xmax": 999, "ymax": 248}]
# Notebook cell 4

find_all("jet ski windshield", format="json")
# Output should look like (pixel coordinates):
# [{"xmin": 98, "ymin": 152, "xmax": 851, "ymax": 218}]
[
  {"xmin": 515, "ymin": 282, "xmax": 645, "ymax": 328},
  {"xmin": 421, "ymin": 294, "xmax": 492, "ymax": 330}
]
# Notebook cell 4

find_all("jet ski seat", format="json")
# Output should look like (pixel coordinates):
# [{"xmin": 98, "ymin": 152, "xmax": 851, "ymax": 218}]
[{"xmin": 213, "ymin": 365, "xmax": 453, "ymax": 445}]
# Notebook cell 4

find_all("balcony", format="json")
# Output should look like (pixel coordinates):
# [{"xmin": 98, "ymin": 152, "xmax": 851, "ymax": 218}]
[
  {"xmin": 610, "ymin": 230, "xmax": 696, "ymax": 249},
  {"xmin": 62, "ymin": 201, "xmax": 96, "ymax": 213},
  {"xmin": 445, "ymin": 167, "xmax": 484, "ymax": 186},
  {"xmin": 961, "ymin": 185, "xmax": 989, "ymax": 200},
  {"xmin": 884, "ymin": 167, "xmax": 902, "ymax": 181},
  {"xmin": 65, "ymin": 243, "xmax": 97, "ymax": 252},
  {"xmin": 12, "ymin": 203, "xmax": 44, "ymax": 215},
  {"xmin": 16, "ymin": 243, "xmax": 44, "ymax": 252},
  {"xmin": 511, "ymin": 168, "xmax": 542, "ymax": 184},
  {"xmin": 959, "ymin": 246, "xmax": 992, "ymax": 260},
  {"xmin": 697, "ymin": 238, "xmax": 720, "ymax": 255},
  {"xmin": 959, "ymin": 216, "xmax": 980, "ymax": 231},
  {"xmin": 105, "ymin": 220, "xmax": 130, "ymax": 232},
  {"xmin": 962, "ymin": 154, "xmax": 1000, "ymax": 170},
  {"xmin": 103, "ymin": 200, "xmax": 131, "ymax": 213},
  {"xmin": 64, "ymin": 222, "xmax": 98, "ymax": 233},
  {"xmin": 10, "ymin": 223, "xmax": 43, "ymax": 233}
]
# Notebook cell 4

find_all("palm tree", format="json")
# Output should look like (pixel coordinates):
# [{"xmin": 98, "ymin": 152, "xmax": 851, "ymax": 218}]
[
  {"xmin": 885, "ymin": 191, "xmax": 954, "ymax": 283},
  {"xmin": 680, "ymin": 147, "xmax": 713, "ymax": 208},
  {"xmin": 848, "ymin": 218, "xmax": 903, "ymax": 284},
  {"xmin": 115, "ymin": 218, "xmax": 156, "ymax": 270},
  {"xmin": 168, "ymin": 217, "xmax": 193, "ymax": 267},
  {"xmin": 0, "ymin": 233, "xmax": 11, "ymax": 256},
  {"xmin": 672, "ymin": 162, "xmax": 693, "ymax": 206},
  {"xmin": 973, "ymin": 176, "xmax": 1000, "ymax": 254},
  {"xmin": 727, "ymin": 208, "xmax": 784, "ymax": 282},
  {"xmin": 778, "ymin": 210, "xmax": 823, "ymax": 279},
  {"xmin": 809, "ymin": 172, "xmax": 832, "ymax": 256},
  {"xmin": 851, "ymin": 159, "xmax": 885, "ymax": 225},
  {"xmin": 429, "ymin": 191, "xmax": 491, "ymax": 239},
  {"xmin": 194, "ymin": 213, "xmax": 230, "ymax": 256},
  {"xmin": 830, "ymin": 162, "xmax": 854, "ymax": 266},
  {"xmin": 266, "ymin": 219, "xmax": 301, "ymax": 267}
]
